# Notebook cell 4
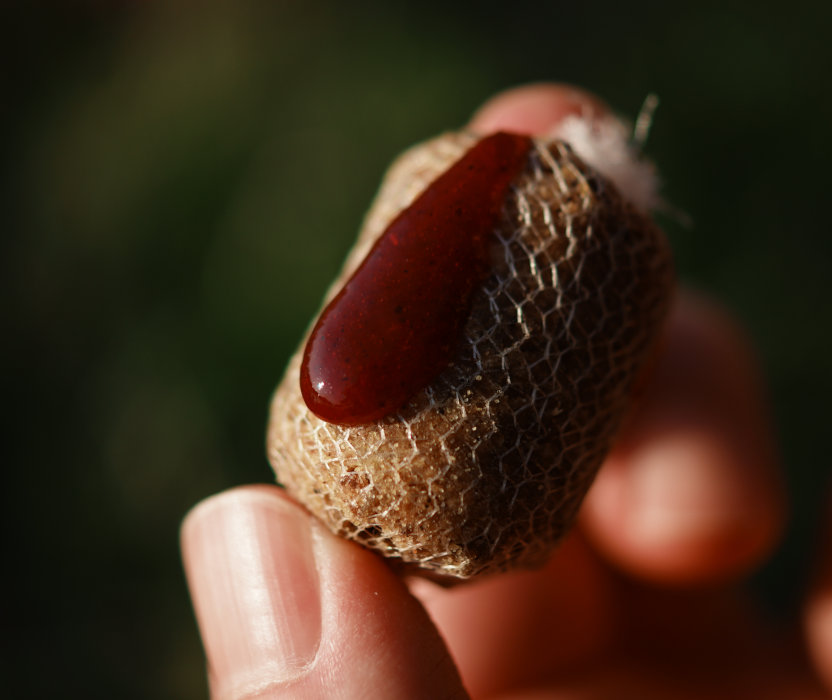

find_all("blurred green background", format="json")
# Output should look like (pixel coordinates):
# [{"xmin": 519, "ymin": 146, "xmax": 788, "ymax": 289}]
[{"xmin": 3, "ymin": 0, "xmax": 830, "ymax": 697}]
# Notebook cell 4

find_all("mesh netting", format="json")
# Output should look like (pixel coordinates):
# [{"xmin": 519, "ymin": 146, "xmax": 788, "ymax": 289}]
[{"xmin": 267, "ymin": 133, "xmax": 674, "ymax": 581}]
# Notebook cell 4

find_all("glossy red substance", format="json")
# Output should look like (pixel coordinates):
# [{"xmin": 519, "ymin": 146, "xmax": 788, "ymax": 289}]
[{"xmin": 301, "ymin": 132, "xmax": 533, "ymax": 425}]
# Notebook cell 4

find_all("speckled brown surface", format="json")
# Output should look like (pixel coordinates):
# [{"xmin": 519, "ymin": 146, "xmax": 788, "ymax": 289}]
[{"xmin": 267, "ymin": 132, "xmax": 674, "ymax": 581}]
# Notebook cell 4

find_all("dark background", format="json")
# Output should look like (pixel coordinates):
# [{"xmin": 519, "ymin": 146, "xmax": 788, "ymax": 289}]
[{"xmin": 3, "ymin": 1, "xmax": 830, "ymax": 697}]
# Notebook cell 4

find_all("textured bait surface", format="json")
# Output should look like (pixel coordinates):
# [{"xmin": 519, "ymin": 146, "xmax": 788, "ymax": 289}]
[{"xmin": 268, "ymin": 132, "xmax": 674, "ymax": 581}]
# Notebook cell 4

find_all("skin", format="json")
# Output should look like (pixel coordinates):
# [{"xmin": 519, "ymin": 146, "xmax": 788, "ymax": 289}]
[{"xmin": 181, "ymin": 83, "xmax": 832, "ymax": 699}]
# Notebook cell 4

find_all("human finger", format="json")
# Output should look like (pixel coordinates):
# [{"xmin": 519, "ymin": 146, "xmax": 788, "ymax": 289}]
[
  {"xmin": 181, "ymin": 485, "xmax": 467, "ymax": 699},
  {"xmin": 806, "ymin": 489, "xmax": 832, "ymax": 691},
  {"xmin": 410, "ymin": 533, "xmax": 613, "ymax": 699},
  {"xmin": 469, "ymin": 82, "xmax": 608, "ymax": 135},
  {"xmin": 581, "ymin": 291, "xmax": 786, "ymax": 584}
]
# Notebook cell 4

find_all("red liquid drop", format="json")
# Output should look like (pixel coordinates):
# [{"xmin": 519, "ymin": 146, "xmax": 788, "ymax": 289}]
[{"xmin": 301, "ymin": 131, "xmax": 533, "ymax": 425}]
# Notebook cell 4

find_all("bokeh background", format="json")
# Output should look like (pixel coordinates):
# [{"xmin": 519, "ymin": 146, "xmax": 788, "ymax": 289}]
[{"xmin": 3, "ymin": 1, "xmax": 831, "ymax": 697}]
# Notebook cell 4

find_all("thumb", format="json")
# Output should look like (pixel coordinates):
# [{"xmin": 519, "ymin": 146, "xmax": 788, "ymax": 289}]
[{"xmin": 181, "ymin": 485, "xmax": 467, "ymax": 700}]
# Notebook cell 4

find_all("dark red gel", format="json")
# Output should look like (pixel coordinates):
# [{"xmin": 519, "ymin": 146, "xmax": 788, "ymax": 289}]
[{"xmin": 300, "ymin": 131, "xmax": 533, "ymax": 425}]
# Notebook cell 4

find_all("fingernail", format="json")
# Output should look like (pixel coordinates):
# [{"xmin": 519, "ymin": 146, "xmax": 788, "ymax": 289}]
[
  {"xmin": 627, "ymin": 436, "xmax": 756, "ymax": 546},
  {"xmin": 182, "ymin": 488, "xmax": 321, "ymax": 697}
]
